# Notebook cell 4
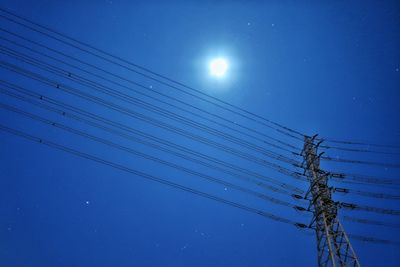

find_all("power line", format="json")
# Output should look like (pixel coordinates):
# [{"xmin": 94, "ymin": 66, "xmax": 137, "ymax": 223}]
[
  {"xmin": 333, "ymin": 187, "xmax": 400, "ymax": 201},
  {"xmin": 1, "ymin": 5, "xmax": 399, "ymax": 259},
  {"xmin": 4, "ymin": 50, "xmax": 393, "ymax": 206},
  {"xmin": 0, "ymin": 31, "xmax": 301, "ymax": 154},
  {"xmin": 339, "ymin": 202, "xmax": 400, "ymax": 216},
  {"xmin": 321, "ymin": 155, "xmax": 400, "ymax": 169},
  {"xmin": 0, "ymin": 83, "xmax": 304, "ymax": 196},
  {"xmin": 0, "ymin": 101, "xmax": 308, "ymax": 212},
  {"xmin": 0, "ymin": 60, "xmax": 307, "ymax": 182},
  {"xmin": 0, "ymin": 123, "xmax": 302, "ymax": 226},
  {"xmin": 296, "ymin": 152, "xmax": 400, "ymax": 217},
  {"xmin": 318, "ymin": 137, "xmax": 400, "ymax": 150},
  {"xmin": 0, "ymin": 122, "xmax": 396, "ymax": 245},
  {"xmin": 348, "ymin": 234, "xmax": 400, "ymax": 246},
  {"xmin": 299, "ymin": 226, "xmax": 400, "ymax": 246},
  {"xmin": 0, "ymin": 44, "xmax": 302, "ymax": 167},
  {"xmin": 330, "ymin": 172, "xmax": 400, "ymax": 186},
  {"xmin": 343, "ymin": 216, "xmax": 400, "ymax": 229},
  {"xmin": 320, "ymin": 144, "xmax": 400, "ymax": 156},
  {"xmin": 5, "ymin": 83, "xmax": 397, "ymax": 205},
  {"xmin": 332, "ymin": 179, "xmax": 400, "ymax": 193},
  {"xmin": 0, "ymin": 8, "xmax": 305, "ymax": 141}
]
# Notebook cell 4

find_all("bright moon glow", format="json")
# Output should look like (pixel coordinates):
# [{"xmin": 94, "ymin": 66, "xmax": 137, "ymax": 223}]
[{"xmin": 209, "ymin": 58, "xmax": 228, "ymax": 77}]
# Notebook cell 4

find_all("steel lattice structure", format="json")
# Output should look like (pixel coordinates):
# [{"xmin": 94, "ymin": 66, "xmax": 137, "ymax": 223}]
[{"xmin": 303, "ymin": 136, "xmax": 361, "ymax": 267}]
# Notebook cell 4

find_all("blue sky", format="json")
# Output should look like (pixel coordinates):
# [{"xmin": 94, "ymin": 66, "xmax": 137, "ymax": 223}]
[{"xmin": 0, "ymin": 1, "xmax": 399, "ymax": 266}]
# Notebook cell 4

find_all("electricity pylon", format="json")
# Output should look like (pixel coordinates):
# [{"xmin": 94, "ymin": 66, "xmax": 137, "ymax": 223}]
[{"xmin": 303, "ymin": 135, "xmax": 361, "ymax": 267}]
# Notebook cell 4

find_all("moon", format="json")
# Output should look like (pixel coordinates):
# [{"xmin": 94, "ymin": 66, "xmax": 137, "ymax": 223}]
[{"xmin": 209, "ymin": 58, "xmax": 228, "ymax": 78}]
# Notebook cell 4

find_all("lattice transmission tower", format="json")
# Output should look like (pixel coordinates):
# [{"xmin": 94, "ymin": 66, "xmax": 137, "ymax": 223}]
[{"xmin": 302, "ymin": 135, "xmax": 361, "ymax": 267}]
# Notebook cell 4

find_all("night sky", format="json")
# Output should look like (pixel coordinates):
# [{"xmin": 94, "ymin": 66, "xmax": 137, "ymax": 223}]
[{"xmin": 0, "ymin": 1, "xmax": 399, "ymax": 266}]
